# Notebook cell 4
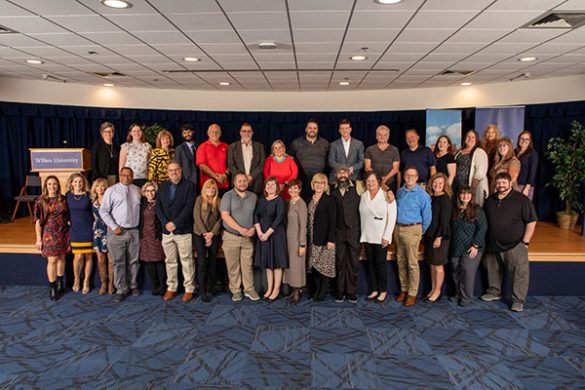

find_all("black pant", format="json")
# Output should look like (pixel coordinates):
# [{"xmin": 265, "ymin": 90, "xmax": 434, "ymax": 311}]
[
  {"xmin": 144, "ymin": 261, "xmax": 166, "ymax": 294},
  {"xmin": 335, "ymin": 239, "xmax": 361, "ymax": 296},
  {"xmin": 312, "ymin": 271, "xmax": 330, "ymax": 301},
  {"xmin": 364, "ymin": 243, "xmax": 388, "ymax": 293},
  {"xmin": 193, "ymin": 234, "xmax": 220, "ymax": 295}
]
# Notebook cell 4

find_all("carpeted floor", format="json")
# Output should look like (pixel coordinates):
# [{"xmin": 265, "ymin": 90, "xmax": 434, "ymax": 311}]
[{"xmin": 1, "ymin": 285, "xmax": 585, "ymax": 389}]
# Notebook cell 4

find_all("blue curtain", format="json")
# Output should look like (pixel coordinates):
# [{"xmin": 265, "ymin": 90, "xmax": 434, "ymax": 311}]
[{"xmin": 2, "ymin": 100, "xmax": 584, "ymax": 221}]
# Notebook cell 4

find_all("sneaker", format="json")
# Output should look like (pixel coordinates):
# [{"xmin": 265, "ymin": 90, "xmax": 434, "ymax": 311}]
[
  {"xmin": 335, "ymin": 294, "xmax": 345, "ymax": 303},
  {"xmin": 480, "ymin": 293, "xmax": 502, "ymax": 302},
  {"xmin": 232, "ymin": 292, "xmax": 242, "ymax": 302},
  {"xmin": 511, "ymin": 302, "xmax": 524, "ymax": 312},
  {"xmin": 347, "ymin": 295, "xmax": 358, "ymax": 304},
  {"xmin": 244, "ymin": 290, "xmax": 260, "ymax": 301}
]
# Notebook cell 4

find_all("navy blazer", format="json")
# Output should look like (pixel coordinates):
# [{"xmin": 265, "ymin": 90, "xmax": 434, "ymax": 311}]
[
  {"xmin": 174, "ymin": 141, "xmax": 197, "ymax": 187},
  {"xmin": 155, "ymin": 178, "xmax": 196, "ymax": 235},
  {"xmin": 328, "ymin": 137, "xmax": 365, "ymax": 181}
]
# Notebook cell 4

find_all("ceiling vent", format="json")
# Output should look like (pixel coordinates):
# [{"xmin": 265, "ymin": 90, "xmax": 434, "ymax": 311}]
[
  {"xmin": 90, "ymin": 71, "xmax": 128, "ymax": 78},
  {"xmin": 0, "ymin": 25, "xmax": 18, "ymax": 34},
  {"xmin": 437, "ymin": 70, "xmax": 474, "ymax": 77},
  {"xmin": 523, "ymin": 11, "xmax": 585, "ymax": 29}
]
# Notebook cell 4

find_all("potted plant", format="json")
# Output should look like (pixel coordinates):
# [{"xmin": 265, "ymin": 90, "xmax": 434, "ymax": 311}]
[
  {"xmin": 143, "ymin": 123, "xmax": 164, "ymax": 147},
  {"xmin": 545, "ymin": 120, "xmax": 585, "ymax": 230}
]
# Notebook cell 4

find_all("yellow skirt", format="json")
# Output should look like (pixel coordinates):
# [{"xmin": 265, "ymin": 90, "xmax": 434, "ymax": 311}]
[{"xmin": 71, "ymin": 241, "xmax": 94, "ymax": 254}]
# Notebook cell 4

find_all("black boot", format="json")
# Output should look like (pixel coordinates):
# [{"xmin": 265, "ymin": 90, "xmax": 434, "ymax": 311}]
[
  {"xmin": 56, "ymin": 276, "xmax": 65, "ymax": 296},
  {"xmin": 49, "ymin": 281, "xmax": 58, "ymax": 301}
]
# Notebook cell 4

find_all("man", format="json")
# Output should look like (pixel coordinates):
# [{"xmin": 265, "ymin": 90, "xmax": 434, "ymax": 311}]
[
  {"xmin": 99, "ymin": 167, "xmax": 141, "ymax": 303},
  {"xmin": 174, "ymin": 123, "xmax": 197, "ymax": 187},
  {"xmin": 220, "ymin": 172, "xmax": 260, "ymax": 302},
  {"xmin": 196, "ymin": 123, "xmax": 229, "ymax": 192},
  {"xmin": 400, "ymin": 129, "xmax": 436, "ymax": 185},
  {"xmin": 330, "ymin": 165, "xmax": 363, "ymax": 304},
  {"xmin": 364, "ymin": 125, "xmax": 400, "ymax": 192},
  {"xmin": 227, "ymin": 122, "xmax": 265, "ymax": 195},
  {"xmin": 328, "ymin": 118, "xmax": 365, "ymax": 182},
  {"xmin": 289, "ymin": 118, "xmax": 329, "ymax": 199},
  {"xmin": 156, "ymin": 161, "xmax": 197, "ymax": 302},
  {"xmin": 394, "ymin": 167, "xmax": 432, "ymax": 307},
  {"xmin": 481, "ymin": 172, "xmax": 537, "ymax": 312}
]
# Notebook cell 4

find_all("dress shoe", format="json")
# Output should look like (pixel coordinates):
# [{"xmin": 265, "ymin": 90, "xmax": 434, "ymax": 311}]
[
  {"xmin": 182, "ymin": 292, "xmax": 194, "ymax": 302},
  {"xmin": 114, "ymin": 293, "xmax": 125, "ymax": 303},
  {"xmin": 396, "ymin": 291, "xmax": 407, "ymax": 302},
  {"xmin": 366, "ymin": 293, "xmax": 379, "ymax": 301},
  {"xmin": 200, "ymin": 294, "xmax": 210, "ymax": 303},
  {"xmin": 422, "ymin": 296, "xmax": 431, "ymax": 303},
  {"xmin": 427, "ymin": 295, "xmax": 441, "ymax": 303},
  {"xmin": 163, "ymin": 291, "xmax": 176, "ymax": 301},
  {"xmin": 376, "ymin": 294, "xmax": 387, "ymax": 304},
  {"xmin": 404, "ymin": 295, "xmax": 416, "ymax": 307}
]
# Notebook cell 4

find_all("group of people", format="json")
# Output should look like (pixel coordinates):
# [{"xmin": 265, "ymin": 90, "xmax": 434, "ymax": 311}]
[{"xmin": 34, "ymin": 118, "xmax": 538, "ymax": 312}]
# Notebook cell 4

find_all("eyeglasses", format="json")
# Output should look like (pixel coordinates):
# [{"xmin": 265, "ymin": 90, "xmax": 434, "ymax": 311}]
[{"xmin": 519, "ymin": 137, "xmax": 531, "ymax": 142}]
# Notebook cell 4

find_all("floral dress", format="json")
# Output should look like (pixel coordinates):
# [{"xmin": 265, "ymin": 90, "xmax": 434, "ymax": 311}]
[
  {"xmin": 122, "ymin": 142, "xmax": 151, "ymax": 180},
  {"xmin": 33, "ymin": 197, "xmax": 69, "ymax": 257},
  {"xmin": 92, "ymin": 199, "xmax": 107, "ymax": 253}
]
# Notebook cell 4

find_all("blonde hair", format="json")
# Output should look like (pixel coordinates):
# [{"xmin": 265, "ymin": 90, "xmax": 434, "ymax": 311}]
[
  {"xmin": 311, "ymin": 173, "xmax": 329, "ymax": 194},
  {"xmin": 270, "ymin": 139, "xmax": 287, "ymax": 156},
  {"xmin": 201, "ymin": 179, "xmax": 219, "ymax": 211},
  {"xmin": 426, "ymin": 172, "xmax": 452, "ymax": 197},
  {"xmin": 66, "ymin": 172, "xmax": 89, "ymax": 193},
  {"xmin": 141, "ymin": 181, "xmax": 158, "ymax": 197},
  {"xmin": 495, "ymin": 137, "xmax": 516, "ymax": 163},
  {"xmin": 90, "ymin": 178, "xmax": 109, "ymax": 201},
  {"xmin": 155, "ymin": 129, "xmax": 174, "ymax": 148}
]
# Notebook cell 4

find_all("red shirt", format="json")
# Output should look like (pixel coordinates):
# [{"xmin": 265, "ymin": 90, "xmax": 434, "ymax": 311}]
[
  {"xmin": 196, "ymin": 140, "xmax": 229, "ymax": 189},
  {"xmin": 263, "ymin": 156, "xmax": 298, "ymax": 200}
]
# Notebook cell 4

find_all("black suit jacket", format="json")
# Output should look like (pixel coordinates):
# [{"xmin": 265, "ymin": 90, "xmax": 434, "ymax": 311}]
[
  {"xmin": 174, "ymin": 141, "xmax": 197, "ymax": 187},
  {"xmin": 312, "ymin": 194, "xmax": 336, "ymax": 246},
  {"xmin": 155, "ymin": 178, "xmax": 196, "ymax": 235},
  {"xmin": 227, "ymin": 140, "xmax": 265, "ymax": 194}
]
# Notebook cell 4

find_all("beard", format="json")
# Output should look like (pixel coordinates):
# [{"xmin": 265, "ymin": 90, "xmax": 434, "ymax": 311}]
[
  {"xmin": 183, "ymin": 134, "xmax": 193, "ymax": 142},
  {"xmin": 337, "ymin": 176, "xmax": 349, "ymax": 188}
]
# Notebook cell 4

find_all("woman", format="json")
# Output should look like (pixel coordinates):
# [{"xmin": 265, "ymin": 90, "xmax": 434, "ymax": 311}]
[
  {"xmin": 359, "ymin": 171, "xmax": 397, "ymax": 303},
  {"xmin": 91, "ymin": 121, "xmax": 119, "ymax": 186},
  {"xmin": 480, "ymin": 124, "xmax": 501, "ymax": 171},
  {"xmin": 450, "ymin": 185, "xmax": 487, "ymax": 307},
  {"xmin": 91, "ymin": 178, "xmax": 114, "ymax": 295},
  {"xmin": 139, "ymin": 182, "xmax": 167, "ymax": 297},
  {"xmin": 254, "ymin": 177, "xmax": 288, "ymax": 301},
  {"xmin": 454, "ymin": 129, "xmax": 489, "ymax": 206},
  {"xmin": 66, "ymin": 173, "xmax": 94, "ymax": 294},
  {"xmin": 193, "ymin": 179, "xmax": 222, "ymax": 303},
  {"xmin": 307, "ymin": 173, "xmax": 336, "ymax": 302},
  {"xmin": 283, "ymin": 179, "xmax": 308, "ymax": 305},
  {"xmin": 490, "ymin": 137, "xmax": 520, "ymax": 193},
  {"xmin": 434, "ymin": 135, "xmax": 456, "ymax": 186},
  {"xmin": 119, "ymin": 123, "xmax": 151, "ymax": 188},
  {"xmin": 424, "ymin": 173, "xmax": 452, "ymax": 303},
  {"xmin": 34, "ymin": 176, "xmax": 69, "ymax": 300},
  {"xmin": 148, "ymin": 129, "xmax": 175, "ymax": 184},
  {"xmin": 263, "ymin": 139, "xmax": 298, "ymax": 201},
  {"xmin": 515, "ymin": 131, "xmax": 539, "ymax": 200}
]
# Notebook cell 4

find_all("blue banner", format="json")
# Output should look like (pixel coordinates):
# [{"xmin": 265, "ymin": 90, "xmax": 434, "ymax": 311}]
[
  {"xmin": 475, "ymin": 106, "xmax": 525, "ymax": 143},
  {"xmin": 425, "ymin": 109, "xmax": 461, "ymax": 151}
]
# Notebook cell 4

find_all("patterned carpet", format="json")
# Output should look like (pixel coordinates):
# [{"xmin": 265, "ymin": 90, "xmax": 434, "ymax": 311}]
[{"xmin": 1, "ymin": 286, "xmax": 585, "ymax": 389}]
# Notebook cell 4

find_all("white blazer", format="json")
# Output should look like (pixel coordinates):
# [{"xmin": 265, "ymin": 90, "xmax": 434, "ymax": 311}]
[{"xmin": 359, "ymin": 188, "xmax": 397, "ymax": 244}]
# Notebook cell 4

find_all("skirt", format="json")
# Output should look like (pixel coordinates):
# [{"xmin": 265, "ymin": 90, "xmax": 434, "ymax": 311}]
[{"xmin": 424, "ymin": 236, "xmax": 449, "ymax": 266}]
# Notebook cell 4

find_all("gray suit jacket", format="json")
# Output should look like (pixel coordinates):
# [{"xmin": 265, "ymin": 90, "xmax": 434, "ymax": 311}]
[
  {"xmin": 175, "ymin": 141, "xmax": 197, "ymax": 187},
  {"xmin": 227, "ymin": 140, "xmax": 266, "ymax": 194},
  {"xmin": 328, "ymin": 137, "xmax": 365, "ymax": 181}
]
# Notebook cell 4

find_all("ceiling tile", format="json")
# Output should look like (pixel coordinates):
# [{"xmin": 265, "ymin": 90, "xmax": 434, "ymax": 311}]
[
  {"xmin": 0, "ymin": 16, "xmax": 67, "ymax": 34},
  {"xmin": 46, "ymin": 15, "xmax": 119, "ymax": 33},
  {"xmin": 226, "ymin": 12, "xmax": 289, "ymax": 30},
  {"xmin": 349, "ymin": 11, "xmax": 413, "ymax": 29},
  {"xmin": 133, "ymin": 31, "xmax": 192, "ymax": 45},
  {"xmin": 466, "ymin": 11, "xmax": 545, "ymax": 29},
  {"xmin": 488, "ymin": 0, "xmax": 565, "ymax": 11},
  {"xmin": 166, "ymin": 13, "xmax": 232, "ymax": 31},
  {"xmin": 448, "ymin": 28, "xmax": 510, "ymax": 43},
  {"xmin": 289, "ymin": 0, "xmax": 354, "ymax": 11},
  {"xmin": 8, "ymin": 0, "xmax": 95, "ymax": 15},
  {"xmin": 395, "ymin": 29, "xmax": 456, "ymax": 43},
  {"xmin": 82, "ymin": 32, "xmax": 143, "ymax": 45},
  {"xmin": 344, "ymin": 28, "xmax": 401, "ymax": 43},
  {"xmin": 409, "ymin": 11, "xmax": 479, "ymax": 29},
  {"xmin": 105, "ymin": 14, "xmax": 176, "ymax": 31},
  {"xmin": 148, "ymin": 0, "xmax": 221, "ymax": 13},
  {"xmin": 294, "ymin": 29, "xmax": 345, "ymax": 43},
  {"xmin": 238, "ymin": 29, "xmax": 291, "ymax": 44},
  {"xmin": 421, "ymin": 0, "xmax": 494, "ymax": 11},
  {"xmin": 290, "ymin": 11, "xmax": 351, "ymax": 29}
]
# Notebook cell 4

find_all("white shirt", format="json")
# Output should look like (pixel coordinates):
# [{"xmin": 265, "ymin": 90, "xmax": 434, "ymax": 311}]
[
  {"xmin": 342, "ymin": 137, "xmax": 351, "ymax": 158},
  {"xmin": 241, "ymin": 140, "xmax": 253, "ymax": 175},
  {"xmin": 359, "ymin": 188, "xmax": 397, "ymax": 244}
]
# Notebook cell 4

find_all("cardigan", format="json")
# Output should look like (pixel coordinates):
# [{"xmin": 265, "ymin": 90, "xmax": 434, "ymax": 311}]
[
  {"xmin": 193, "ymin": 195, "xmax": 221, "ymax": 236},
  {"xmin": 359, "ymin": 188, "xmax": 397, "ymax": 244},
  {"xmin": 91, "ymin": 139, "xmax": 120, "ymax": 180},
  {"xmin": 311, "ymin": 194, "xmax": 336, "ymax": 246},
  {"xmin": 139, "ymin": 198, "xmax": 162, "ymax": 240}
]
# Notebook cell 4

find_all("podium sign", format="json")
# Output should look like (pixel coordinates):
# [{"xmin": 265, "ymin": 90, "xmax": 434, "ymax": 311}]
[{"xmin": 29, "ymin": 148, "xmax": 91, "ymax": 192}]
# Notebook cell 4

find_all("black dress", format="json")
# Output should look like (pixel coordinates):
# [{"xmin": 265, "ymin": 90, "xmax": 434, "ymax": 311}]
[
  {"xmin": 436, "ymin": 153, "xmax": 455, "ymax": 177},
  {"xmin": 253, "ymin": 196, "xmax": 288, "ymax": 270},
  {"xmin": 424, "ymin": 193, "xmax": 452, "ymax": 265}
]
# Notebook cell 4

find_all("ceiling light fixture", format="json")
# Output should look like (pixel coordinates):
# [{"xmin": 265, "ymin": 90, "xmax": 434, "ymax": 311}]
[
  {"xmin": 339, "ymin": 79, "xmax": 350, "ymax": 86},
  {"xmin": 219, "ymin": 82, "xmax": 230, "ymax": 86},
  {"xmin": 519, "ymin": 56, "xmax": 537, "ymax": 62},
  {"xmin": 374, "ymin": 0, "xmax": 403, "ymax": 4},
  {"xmin": 101, "ymin": 0, "xmax": 133, "ymax": 9},
  {"xmin": 183, "ymin": 57, "xmax": 200, "ymax": 62},
  {"xmin": 258, "ymin": 41, "xmax": 278, "ymax": 50},
  {"xmin": 104, "ymin": 83, "xmax": 115, "ymax": 87},
  {"xmin": 350, "ymin": 55, "xmax": 368, "ymax": 61},
  {"xmin": 26, "ymin": 59, "xmax": 44, "ymax": 65},
  {"xmin": 460, "ymin": 82, "xmax": 472, "ymax": 86}
]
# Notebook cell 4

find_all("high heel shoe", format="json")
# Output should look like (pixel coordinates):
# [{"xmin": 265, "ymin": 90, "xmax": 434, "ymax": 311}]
[
  {"xmin": 72, "ymin": 280, "xmax": 80, "ymax": 293},
  {"xmin": 82, "ymin": 284, "xmax": 90, "ymax": 295},
  {"xmin": 376, "ymin": 294, "xmax": 387, "ymax": 303},
  {"xmin": 366, "ymin": 292, "xmax": 379, "ymax": 301},
  {"xmin": 427, "ymin": 295, "xmax": 441, "ymax": 303}
]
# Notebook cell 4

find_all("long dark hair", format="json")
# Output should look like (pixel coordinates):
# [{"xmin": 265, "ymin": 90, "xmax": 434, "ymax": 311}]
[{"xmin": 452, "ymin": 185, "xmax": 479, "ymax": 222}]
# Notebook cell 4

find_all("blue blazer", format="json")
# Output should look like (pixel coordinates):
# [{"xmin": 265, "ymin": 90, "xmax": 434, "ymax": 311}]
[
  {"xmin": 174, "ymin": 142, "xmax": 197, "ymax": 187},
  {"xmin": 328, "ymin": 137, "xmax": 365, "ymax": 181}
]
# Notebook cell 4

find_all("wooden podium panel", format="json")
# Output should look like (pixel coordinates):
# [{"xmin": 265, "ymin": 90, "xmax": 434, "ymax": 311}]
[{"xmin": 29, "ymin": 148, "xmax": 91, "ymax": 192}]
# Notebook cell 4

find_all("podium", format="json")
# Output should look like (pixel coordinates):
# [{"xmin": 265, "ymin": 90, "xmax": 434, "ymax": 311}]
[{"xmin": 29, "ymin": 148, "xmax": 91, "ymax": 193}]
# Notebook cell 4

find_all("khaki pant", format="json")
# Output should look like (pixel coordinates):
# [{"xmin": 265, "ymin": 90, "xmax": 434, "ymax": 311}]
[
  {"xmin": 162, "ymin": 233, "xmax": 195, "ymax": 293},
  {"xmin": 484, "ymin": 242, "xmax": 530, "ymax": 304},
  {"xmin": 222, "ymin": 231, "xmax": 255, "ymax": 294},
  {"xmin": 394, "ymin": 224, "xmax": 423, "ymax": 296}
]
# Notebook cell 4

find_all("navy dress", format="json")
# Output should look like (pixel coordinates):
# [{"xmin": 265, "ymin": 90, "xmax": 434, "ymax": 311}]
[
  {"xmin": 253, "ymin": 196, "xmax": 288, "ymax": 270},
  {"xmin": 67, "ymin": 192, "xmax": 94, "ymax": 254}
]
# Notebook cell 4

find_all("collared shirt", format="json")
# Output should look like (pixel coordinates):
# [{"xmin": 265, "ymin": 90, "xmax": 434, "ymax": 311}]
[
  {"xmin": 342, "ymin": 137, "xmax": 351, "ymax": 158},
  {"xmin": 396, "ymin": 184, "xmax": 432, "ymax": 233},
  {"xmin": 289, "ymin": 136, "xmax": 329, "ymax": 178},
  {"xmin": 186, "ymin": 141, "xmax": 195, "ymax": 158},
  {"xmin": 196, "ymin": 139, "xmax": 229, "ymax": 189},
  {"xmin": 241, "ymin": 139, "xmax": 253, "ymax": 175},
  {"xmin": 99, "ymin": 182, "xmax": 141, "ymax": 230},
  {"xmin": 401, "ymin": 145, "xmax": 436, "ymax": 183},
  {"xmin": 219, "ymin": 189, "xmax": 258, "ymax": 235}
]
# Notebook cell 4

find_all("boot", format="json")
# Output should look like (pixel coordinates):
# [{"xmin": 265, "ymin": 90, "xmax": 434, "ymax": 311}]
[
  {"xmin": 49, "ymin": 281, "xmax": 58, "ymax": 301},
  {"xmin": 289, "ymin": 288, "xmax": 301, "ymax": 305},
  {"xmin": 98, "ymin": 260, "xmax": 108, "ymax": 295},
  {"xmin": 107, "ymin": 260, "xmax": 115, "ymax": 295},
  {"xmin": 56, "ymin": 276, "xmax": 65, "ymax": 296}
]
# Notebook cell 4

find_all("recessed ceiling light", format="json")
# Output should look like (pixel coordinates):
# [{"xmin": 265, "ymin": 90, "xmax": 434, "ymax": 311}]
[
  {"xmin": 183, "ymin": 57, "xmax": 200, "ymax": 62},
  {"xmin": 460, "ymin": 82, "xmax": 472, "ymax": 86},
  {"xmin": 103, "ymin": 83, "xmax": 115, "ymax": 87},
  {"xmin": 258, "ymin": 41, "xmax": 278, "ymax": 50},
  {"xmin": 26, "ymin": 59, "xmax": 44, "ymax": 65},
  {"xmin": 519, "ymin": 56, "xmax": 537, "ymax": 62},
  {"xmin": 339, "ymin": 80, "xmax": 350, "ymax": 86},
  {"xmin": 219, "ymin": 82, "xmax": 230, "ymax": 86},
  {"xmin": 101, "ymin": 0, "xmax": 132, "ymax": 9},
  {"xmin": 350, "ymin": 55, "xmax": 368, "ymax": 61},
  {"xmin": 374, "ymin": 0, "xmax": 403, "ymax": 4}
]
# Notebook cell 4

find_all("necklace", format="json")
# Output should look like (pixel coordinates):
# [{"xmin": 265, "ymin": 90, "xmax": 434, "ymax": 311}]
[
  {"xmin": 73, "ymin": 193, "xmax": 85, "ymax": 201},
  {"xmin": 105, "ymin": 143, "xmax": 114, "ymax": 158}
]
